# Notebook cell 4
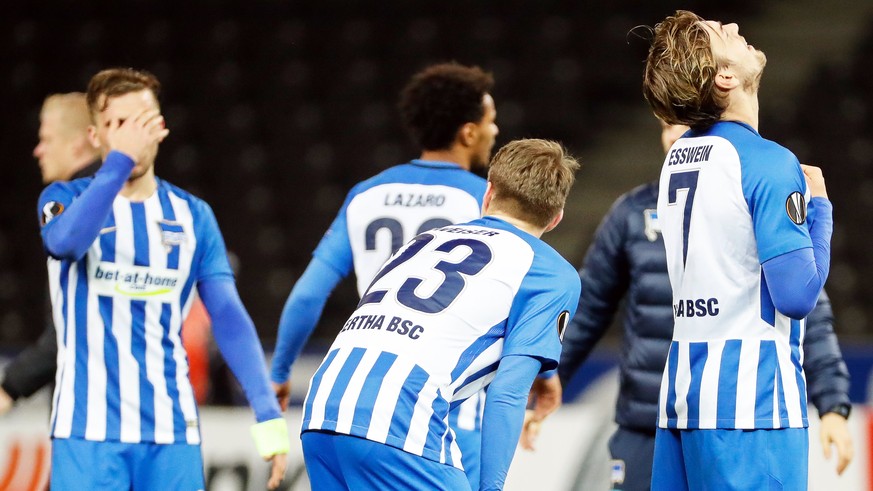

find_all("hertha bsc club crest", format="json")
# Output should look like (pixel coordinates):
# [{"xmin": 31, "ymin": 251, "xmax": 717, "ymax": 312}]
[{"xmin": 785, "ymin": 192, "xmax": 806, "ymax": 225}]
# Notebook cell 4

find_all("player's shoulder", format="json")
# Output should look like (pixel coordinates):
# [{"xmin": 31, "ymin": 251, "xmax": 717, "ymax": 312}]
[
  {"xmin": 614, "ymin": 181, "xmax": 658, "ymax": 213},
  {"xmin": 708, "ymin": 121, "xmax": 798, "ymax": 167},
  {"xmin": 351, "ymin": 161, "xmax": 485, "ymax": 196},
  {"xmin": 41, "ymin": 176, "xmax": 92, "ymax": 198},
  {"xmin": 157, "ymin": 179, "xmax": 215, "ymax": 216}
]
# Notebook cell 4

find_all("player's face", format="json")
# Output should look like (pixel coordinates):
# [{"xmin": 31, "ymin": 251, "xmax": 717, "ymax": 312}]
[
  {"xmin": 469, "ymin": 93, "xmax": 499, "ymax": 171},
  {"xmin": 702, "ymin": 20, "xmax": 767, "ymax": 90},
  {"xmin": 91, "ymin": 89, "xmax": 162, "ymax": 180},
  {"xmin": 34, "ymin": 109, "xmax": 83, "ymax": 184}
]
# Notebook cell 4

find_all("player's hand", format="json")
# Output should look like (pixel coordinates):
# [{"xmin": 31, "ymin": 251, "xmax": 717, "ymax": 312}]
[
  {"xmin": 527, "ymin": 373, "xmax": 562, "ymax": 422},
  {"xmin": 820, "ymin": 412, "xmax": 853, "ymax": 475},
  {"xmin": 107, "ymin": 109, "xmax": 169, "ymax": 164},
  {"xmin": 800, "ymin": 164, "xmax": 828, "ymax": 199},
  {"xmin": 0, "ymin": 387, "xmax": 13, "ymax": 415},
  {"xmin": 267, "ymin": 453, "xmax": 288, "ymax": 490},
  {"xmin": 520, "ymin": 409, "xmax": 542, "ymax": 451},
  {"xmin": 272, "ymin": 380, "xmax": 291, "ymax": 412},
  {"xmin": 250, "ymin": 418, "xmax": 291, "ymax": 489}
]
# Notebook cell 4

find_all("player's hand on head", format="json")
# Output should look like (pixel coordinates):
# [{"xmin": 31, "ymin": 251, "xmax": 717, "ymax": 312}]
[
  {"xmin": 107, "ymin": 109, "xmax": 170, "ymax": 164},
  {"xmin": 820, "ymin": 412, "xmax": 854, "ymax": 475},
  {"xmin": 272, "ymin": 380, "xmax": 291, "ymax": 412},
  {"xmin": 800, "ymin": 164, "xmax": 828, "ymax": 199}
]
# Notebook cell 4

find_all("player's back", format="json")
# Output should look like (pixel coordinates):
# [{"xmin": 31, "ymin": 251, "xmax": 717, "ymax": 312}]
[
  {"xmin": 656, "ymin": 121, "xmax": 812, "ymax": 431},
  {"xmin": 328, "ymin": 160, "xmax": 486, "ymax": 295},
  {"xmin": 302, "ymin": 216, "xmax": 574, "ymax": 468}
]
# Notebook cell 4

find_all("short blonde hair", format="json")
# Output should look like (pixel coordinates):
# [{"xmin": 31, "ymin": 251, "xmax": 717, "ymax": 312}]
[
  {"xmin": 642, "ymin": 10, "xmax": 726, "ymax": 129},
  {"xmin": 487, "ymin": 139, "xmax": 579, "ymax": 228},
  {"xmin": 41, "ymin": 93, "xmax": 92, "ymax": 137}
]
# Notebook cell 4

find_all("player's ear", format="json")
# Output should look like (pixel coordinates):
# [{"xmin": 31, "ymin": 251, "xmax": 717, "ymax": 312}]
[
  {"xmin": 87, "ymin": 125, "xmax": 100, "ymax": 150},
  {"xmin": 543, "ymin": 208, "xmax": 564, "ymax": 233},
  {"xmin": 458, "ymin": 122, "xmax": 478, "ymax": 147},
  {"xmin": 481, "ymin": 181, "xmax": 494, "ymax": 215},
  {"xmin": 714, "ymin": 68, "xmax": 739, "ymax": 91}
]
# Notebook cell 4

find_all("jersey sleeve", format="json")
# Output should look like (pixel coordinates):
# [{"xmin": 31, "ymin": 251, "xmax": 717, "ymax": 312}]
[
  {"xmin": 740, "ymin": 146, "xmax": 813, "ymax": 262},
  {"xmin": 311, "ymin": 190, "xmax": 355, "ymax": 277},
  {"xmin": 504, "ymin": 261, "xmax": 581, "ymax": 372},
  {"xmin": 38, "ymin": 181, "xmax": 79, "ymax": 233},
  {"xmin": 191, "ymin": 200, "xmax": 234, "ymax": 281}
]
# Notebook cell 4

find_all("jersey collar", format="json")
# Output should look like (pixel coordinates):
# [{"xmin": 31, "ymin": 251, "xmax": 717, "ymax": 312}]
[{"xmin": 409, "ymin": 159, "xmax": 465, "ymax": 170}]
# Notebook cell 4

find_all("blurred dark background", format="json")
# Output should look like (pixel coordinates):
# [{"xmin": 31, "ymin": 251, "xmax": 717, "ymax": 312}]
[{"xmin": 2, "ymin": 1, "xmax": 871, "ymax": 369}]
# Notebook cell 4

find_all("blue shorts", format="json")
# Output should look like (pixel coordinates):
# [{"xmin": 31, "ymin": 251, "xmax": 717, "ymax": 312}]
[
  {"xmin": 51, "ymin": 438, "xmax": 205, "ymax": 490},
  {"xmin": 302, "ymin": 430, "xmax": 471, "ymax": 491},
  {"xmin": 651, "ymin": 427, "xmax": 808, "ymax": 491}
]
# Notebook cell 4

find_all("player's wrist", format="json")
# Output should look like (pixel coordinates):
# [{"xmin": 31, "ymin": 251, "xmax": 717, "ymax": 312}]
[
  {"xmin": 251, "ymin": 418, "xmax": 291, "ymax": 458},
  {"xmin": 822, "ymin": 403, "xmax": 851, "ymax": 420}
]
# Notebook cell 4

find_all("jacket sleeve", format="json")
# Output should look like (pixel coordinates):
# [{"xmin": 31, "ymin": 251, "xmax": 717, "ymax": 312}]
[
  {"xmin": 802, "ymin": 289, "xmax": 850, "ymax": 415},
  {"xmin": 558, "ymin": 195, "xmax": 632, "ymax": 385},
  {"xmin": 0, "ymin": 326, "xmax": 57, "ymax": 400}
]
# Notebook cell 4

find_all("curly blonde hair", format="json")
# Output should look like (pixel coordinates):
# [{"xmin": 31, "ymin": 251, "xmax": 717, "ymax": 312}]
[{"xmin": 642, "ymin": 10, "xmax": 727, "ymax": 129}]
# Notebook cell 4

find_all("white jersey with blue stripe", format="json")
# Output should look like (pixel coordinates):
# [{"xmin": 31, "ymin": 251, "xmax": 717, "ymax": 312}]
[
  {"xmin": 312, "ymin": 160, "xmax": 486, "ymax": 297},
  {"xmin": 656, "ymin": 121, "xmax": 813, "ymax": 430},
  {"xmin": 43, "ymin": 178, "xmax": 233, "ymax": 444},
  {"xmin": 302, "ymin": 217, "xmax": 579, "ymax": 468}
]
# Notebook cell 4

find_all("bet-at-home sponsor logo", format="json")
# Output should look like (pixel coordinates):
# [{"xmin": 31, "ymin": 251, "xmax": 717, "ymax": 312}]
[{"xmin": 90, "ymin": 262, "xmax": 181, "ymax": 300}]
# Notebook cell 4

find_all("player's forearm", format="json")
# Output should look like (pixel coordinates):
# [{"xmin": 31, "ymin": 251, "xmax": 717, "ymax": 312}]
[
  {"xmin": 480, "ymin": 355, "xmax": 541, "ymax": 491},
  {"xmin": 199, "ymin": 277, "xmax": 281, "ymax": 422},
  {"xmin": 42, "ymin": 151, "xmax": 134, "ymax": 259},
  {"xmin": 0, "ymin": 327, "xmax": 58, "ymax": 400},
  {"xmin": 270, "ymin": 257, "xmax": 343, "ymax": 383}
]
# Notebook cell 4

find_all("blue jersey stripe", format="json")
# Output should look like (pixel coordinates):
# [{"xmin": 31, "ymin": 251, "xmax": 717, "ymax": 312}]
[
  {"xmin": 759, "ymin": 271, "xmax": 776, "ymax": 326},
  {"xmin": 159, "ymin": 303, "xmax": 184, "ymax": 440},
  {"xmin": 321, "ymin": 348, "xmax": 367, "ymax": 431},
  {"xmin": 303, "ymin": 349, "xmax": 339, "ymax": 425},
  {"xmin": 50, "ymin": 261, "xmax": 72, "ymax": 436},
  {"xmin": 101, "ymin": 296, "xmax": 121, "ymax": 440},
  {"xmin": 790, "ymin": 319, "xmax": 808, "ymax": 421},
  {"xmin": 775, "ymin": 361, "xmax": 789, "ymax": 425},
  {"xmin": 423, "ymin": 390, "xmax": 450, "ymax": 460},
  {"xmin": 716, "ymin": 340, "xmax": 742, "ymax": 425},
  {"xmin": 755, "ymin": 340, "xmax": 776, "ymax": 427},
  {"xmin": 664, "ymin": 341, "xmax": 679, "ymax": 426},
  {"xmin": 71, "ymin": 261, "xmax": 90, "ymax": 438},
  {"xmin": 350, "ymin": 351, "xmax": 398, "ymax": 431},
  {"xmin": 131, "ymin": 300, "xmax": 155, "ymax": 441},
  {"xmin": 387, "ymin": 365, "xmax": 429, "ymax": 445},
  {"xmin": 131, "ymin": 203, "xmax": 149, "ymax": 267},
  {"xmin": 686, "ymin": 342, "xmax": 708, "ymax": 423},
  {"xmin": 449, "ymin": 323, "xmax": 504, "ymax": 382}
]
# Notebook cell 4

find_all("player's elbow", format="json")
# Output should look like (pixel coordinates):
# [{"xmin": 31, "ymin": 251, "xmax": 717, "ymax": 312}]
[{"xmin": 773, "ymin": 294, "xmax": 817, "ymax": 320}]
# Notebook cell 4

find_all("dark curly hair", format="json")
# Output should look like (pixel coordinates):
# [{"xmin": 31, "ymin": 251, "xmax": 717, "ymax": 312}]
[{"xmin": 399, "ymin": 62, "xmax": 494, "ymax": 151}]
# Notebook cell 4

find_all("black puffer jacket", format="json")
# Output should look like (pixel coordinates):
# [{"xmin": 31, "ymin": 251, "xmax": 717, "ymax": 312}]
[{"xmin": 559, "ymin": 181, "xmax": 850, "ymax": 432}]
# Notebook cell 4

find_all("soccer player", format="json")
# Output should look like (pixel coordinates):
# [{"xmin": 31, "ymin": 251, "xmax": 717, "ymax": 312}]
[
  {"xmin": 555, "ymin": 120, "xmax": 852, "ymax": 491},
  {"xmin": 642, "ymin": 11, "xmax": 834, "ymax": 489},
  {"xmin": 270, "ymin": 62, "xmax": 497, "ymax": 486},
  {"xmin": 1, "ymin": 93, "xmax": 101, "ymax": 415},
  {"xmin": 300, "ymin": 138, "xmax": 580, "ymax": 491},
  {"xmin": 38, "ymin": 68, "xmax": 289, "ymax": 490}
]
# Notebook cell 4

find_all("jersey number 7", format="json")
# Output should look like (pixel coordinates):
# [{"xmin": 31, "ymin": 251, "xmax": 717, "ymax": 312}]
[{"xmin": 667, "ymin": 170, "xmax": 700, "ymax": 266}]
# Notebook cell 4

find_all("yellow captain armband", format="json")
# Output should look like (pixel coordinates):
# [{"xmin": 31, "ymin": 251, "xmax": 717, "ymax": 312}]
[{"xmin": 250, "ymin": 418, "xmax": 291, "ymax": 458}]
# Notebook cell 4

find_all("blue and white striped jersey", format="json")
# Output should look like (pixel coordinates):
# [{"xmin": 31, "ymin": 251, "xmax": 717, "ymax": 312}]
[
  {"xmin": 656, "ymin": 121, "xmax": 813, "ymax": 430},
  {"xmin": 40, "ymin": 178, "xmax": 233, "ymax": 444},
  {"xmin": 302, "ymin": 217, "xmax": 579, "ymax": 469}
]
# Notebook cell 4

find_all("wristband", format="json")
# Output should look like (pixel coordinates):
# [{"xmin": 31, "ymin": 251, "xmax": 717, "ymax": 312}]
[{"xmin": 250, "ymin": 418, "xmax": 291, "ymax": 458}]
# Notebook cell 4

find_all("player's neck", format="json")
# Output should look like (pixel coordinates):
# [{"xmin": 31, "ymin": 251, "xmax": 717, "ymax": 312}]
[
  {"xmin": 418, "ymin": 149, "xmax": 471, "ymax": 171},
  {"xmin": 484, "ymin": 211, "xmax": 546, "ymax": 238},
  {"xmin": 120, "ymin": 168, "xmax": 158, "ymax": 201},
  {"xmin": 721, "ymin": 91, "xmax": 760, "ymax": 131}
]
